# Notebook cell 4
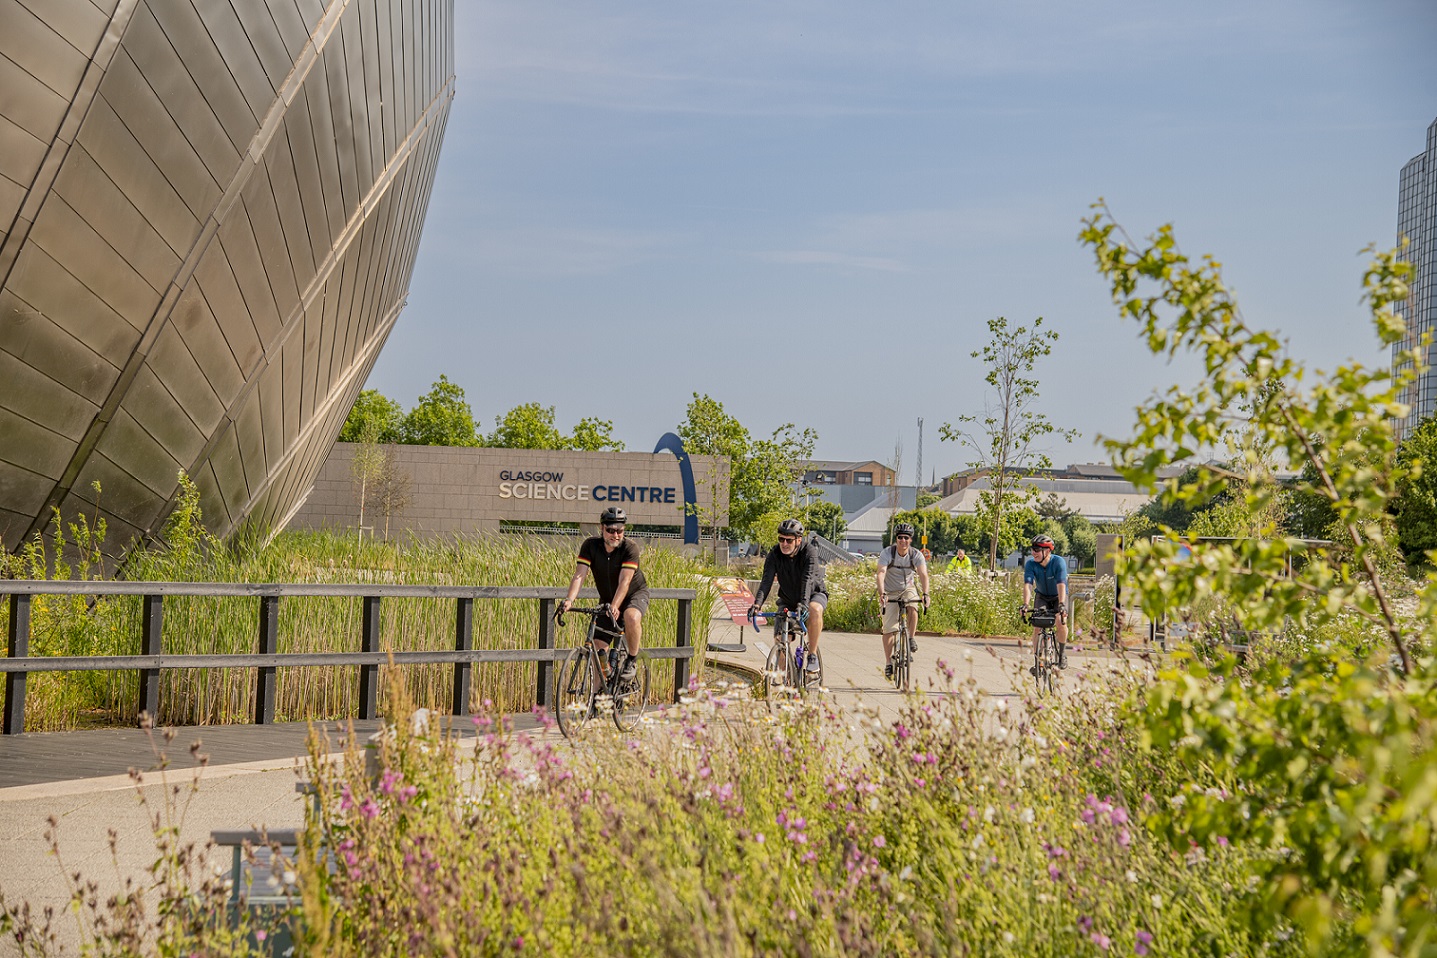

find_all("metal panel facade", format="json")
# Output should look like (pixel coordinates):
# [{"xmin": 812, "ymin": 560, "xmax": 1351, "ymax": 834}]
[{"xmin": 0, "ymin": 0, "xmax": 455, "ymax": 556}]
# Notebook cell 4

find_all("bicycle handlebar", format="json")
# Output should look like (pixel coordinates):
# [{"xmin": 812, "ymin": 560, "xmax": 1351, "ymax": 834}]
[{"xmin": 554, "ymin": 605, "xmax": 617, "ymax": 629}]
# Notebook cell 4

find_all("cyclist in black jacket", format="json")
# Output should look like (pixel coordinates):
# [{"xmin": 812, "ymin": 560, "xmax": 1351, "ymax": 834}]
[{"xmin": 747, "ymin": 518, "xmax": 827, "ymax": 674}]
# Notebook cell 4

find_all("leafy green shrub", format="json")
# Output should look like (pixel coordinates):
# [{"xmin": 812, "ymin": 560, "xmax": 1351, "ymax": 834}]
[{"xmin": 821, "ymin": 560, "xmax": 1025, "ymax": 636}]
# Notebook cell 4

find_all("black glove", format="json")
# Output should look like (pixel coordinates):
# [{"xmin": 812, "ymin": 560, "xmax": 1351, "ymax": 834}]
[
  {"xmin": 747, "ymin": 603, "xmax": 760, "ymax": 620},
  {"xmin": 922, "ymin": 592, "xmax": 931, "ymax": 611}
]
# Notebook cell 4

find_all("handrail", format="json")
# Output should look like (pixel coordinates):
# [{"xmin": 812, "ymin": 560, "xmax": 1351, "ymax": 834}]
[
  {"xmin": 2, "ymin": 583, "xmax": 697, "ymax": 734},
  {"xmin": 0, "ymin": 582, "xmax": 694, "ymax": 599}
]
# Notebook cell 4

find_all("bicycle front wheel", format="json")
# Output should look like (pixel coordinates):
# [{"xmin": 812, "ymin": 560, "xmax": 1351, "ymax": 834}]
[
  {"xmin": 555, "ymin": 647, "xmax": 599, "ymax": 739},
  {"xmin": 763, "ymin": 639, "xmax": 789, "ymax": 702},
  {"xmin": 1033, "ymin": 630, "xmax": 1056, "ymax": 696},
  {"xmin": 612, "ymin": 657, "xmax": 651, "ymax": 732}
]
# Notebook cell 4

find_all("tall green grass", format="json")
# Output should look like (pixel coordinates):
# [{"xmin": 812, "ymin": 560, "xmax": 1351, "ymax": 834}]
[{"xmin": 1, "ymin": 498, "xmax": 714, "ymax": 730}]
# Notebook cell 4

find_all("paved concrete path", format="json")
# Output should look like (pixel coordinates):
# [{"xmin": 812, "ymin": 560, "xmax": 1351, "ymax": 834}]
[
  {"xmin": 0, "ymin": 612, "xmax": 1147, "ymax": 955},
  {"xmin": 704, "ymin": 613, "xmax": 1144, "ymax": 723}
]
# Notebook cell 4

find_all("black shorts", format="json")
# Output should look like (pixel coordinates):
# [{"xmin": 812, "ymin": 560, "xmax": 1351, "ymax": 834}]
[
  {"xmin": 619, "ymin": 589, "xmax": 650, "ymax": 616},
  {"xmin": 1032, "ymin": 593, "xmax": 1064, "ymax": 623},
  {"xmin": 779, "ymin": 591, "xmax": 827, "ymax": 614}
]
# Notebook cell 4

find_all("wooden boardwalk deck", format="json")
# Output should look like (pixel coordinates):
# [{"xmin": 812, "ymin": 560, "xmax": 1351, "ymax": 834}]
[{"xmin": 0, "ymin": 715, "xmax": 545, "ymax": 791}]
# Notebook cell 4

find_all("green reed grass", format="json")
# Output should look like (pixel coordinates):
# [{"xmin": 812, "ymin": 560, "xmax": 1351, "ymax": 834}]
[{"xmin": 1, "ymin": 527, "xmax": 715, "ymax": 730}]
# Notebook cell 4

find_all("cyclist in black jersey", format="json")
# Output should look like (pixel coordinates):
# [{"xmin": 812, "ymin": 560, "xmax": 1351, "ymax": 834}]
[
  {"xmin": 561, "ymin": 507, "xmax": 648, "ymax": 682},
  {"xmin": 747, "ymin": 518, "xmax": 827, "ymax": 674}
]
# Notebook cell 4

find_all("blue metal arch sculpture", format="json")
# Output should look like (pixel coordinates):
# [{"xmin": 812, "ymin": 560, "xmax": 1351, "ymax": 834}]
[{"xmin": 653, "ymin": 432, "xmax": 700, "ymax": 545}]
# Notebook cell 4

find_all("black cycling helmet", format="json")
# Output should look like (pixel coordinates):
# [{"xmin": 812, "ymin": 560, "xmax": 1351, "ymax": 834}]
[
  {"xmin": 777, "ymin": 518, "xmax": 804, "ymax": 538},
  {"xmin": 894, "ymin": 522, "xmax": 916, "ymax": 539},
  {"xmin": 600, "ymin": 506, "xmax": 628, "ymax": 525},
  {"xmin": 1031, "ymin": 533, "xmax": 1055, "ymax": 550}
]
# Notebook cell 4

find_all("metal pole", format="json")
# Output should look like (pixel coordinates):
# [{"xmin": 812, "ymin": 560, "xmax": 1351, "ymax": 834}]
[
  {"xmin": 451, "ymin": 597, "xmax": 473, "ymax": 715},
  {"xmin": 4, "ymin": 594, "xmax": 31, "ymax": 734},
  {"xmin": 359, "ymin": 596, "xmax": 380, "ymax": 719},
  {"xmin": 254, "ymin": 595, "xmax": 279, "ymax": 724},
  {"xmin": 138, "ymin": 594, "xmax": 163, "ymax": 722}
]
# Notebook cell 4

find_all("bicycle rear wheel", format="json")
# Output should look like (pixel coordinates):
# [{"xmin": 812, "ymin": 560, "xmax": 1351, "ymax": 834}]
[
  {"xmin": 612, "ymin": 657, "xmax": 651, "ymax": 731},
  {"xmin": 555, "ymin": 647, "xmax": 599, "ymax": 739}
]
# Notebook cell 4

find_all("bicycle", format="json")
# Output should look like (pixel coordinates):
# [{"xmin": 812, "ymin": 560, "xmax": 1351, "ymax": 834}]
[
  {"xmin": 552, "ymin": 606, "xmax": 651, "ymax": 739},
  {"xmin": 886, "ymin": 597, "xmax": 922, "ymax": 691},
  {"xmin": 1024, "ymin": 607, "xmax": 1060, "ymax": 696},
  {"xmin": 753, "ymin": 607, "xmax": 823, "ymax": 701}
]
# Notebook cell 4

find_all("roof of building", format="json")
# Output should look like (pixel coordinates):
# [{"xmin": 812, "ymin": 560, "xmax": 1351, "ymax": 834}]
[
  {"xmin": 934, "ymin": 475, "xmax": 1155, "ymax": 524},
  {"xmin": 806, "ymin": 459, "xmax": 890, "ymax": 471},
  {"xmin": 843, "ymin": 500, "xmax": 903, "ymax": 533}
]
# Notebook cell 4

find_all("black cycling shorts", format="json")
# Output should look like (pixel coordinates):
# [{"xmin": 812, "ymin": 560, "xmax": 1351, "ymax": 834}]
[
  {"xmin": 1033, "ymin": 593, "xmax": 1064, "ymax": 617},
  {"xmin": 619, "ymin": 589, "xmax": 650, "ymax": 616}
]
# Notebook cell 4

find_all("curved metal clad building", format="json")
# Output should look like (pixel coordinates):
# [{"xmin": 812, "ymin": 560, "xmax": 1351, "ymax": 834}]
[{"xmin": 0, "ymin": 0, "xmax": 454, "ymax": 555}]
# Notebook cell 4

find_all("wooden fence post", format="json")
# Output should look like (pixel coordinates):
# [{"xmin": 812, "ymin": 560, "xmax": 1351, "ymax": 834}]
[
  {"xmin": 674, "ymin": 597, "xmax": 692, "ymax": 702},
  {"xmin": 359, "ymin": 596, "xmax": 381, "ymax": 719},
  {"xmin": 255, "ymin": 594, "xmax": 280, "ymax": 724},
  {"xmin": 452, "ymin": 597, "xmax": 474, "ymax": 716},
  {"xmin": 4, "ymin": 594, "xmax": 31, "ymax": 734},
  {"xmin": 138, "ymin": 594, "xmax": 163, "ymax": 723},
  {"xmin": 536, "ymin": 598, "xmax": 555, "ymax": 709}
]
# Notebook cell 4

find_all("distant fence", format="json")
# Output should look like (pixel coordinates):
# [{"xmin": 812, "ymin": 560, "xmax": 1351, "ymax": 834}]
[{"xmin": 0, "ymin": 582, "xmax": 695, "ymax": 735}]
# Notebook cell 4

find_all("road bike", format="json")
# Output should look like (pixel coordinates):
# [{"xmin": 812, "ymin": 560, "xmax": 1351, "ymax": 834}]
[
  {"xmin": 552, "ymin": 606, "xmax": 651, "ymax": 738},
  {"xmin": 1024, "ymin": 607, "xmax": 1060, "ymax": 696},
  {"xmin": 753, "ymin": 606, "xmax": 823, "ymax": 700},
  {"xmin": 887, "ymin": 597, "xmax": 922, "ymax": 691}
]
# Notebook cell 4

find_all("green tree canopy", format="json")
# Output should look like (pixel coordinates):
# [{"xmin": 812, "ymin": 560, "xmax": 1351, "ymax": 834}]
[
  {"xmin": 677, "ymin": 393, "xmax": 815, "ymax": 542},
  {"xmin": 1393, "ymin": 415, "xmax": 1437, "ymax": 567},
  {"xmin": 567, "ymin": 416, "xmax": 625, "ymax": 452},
  {"xmin": 339, "ymin": 389, "xmax": 404, "ymax": 444},
  {"xmin": 802, "ymin": 499, "xmax": 847, "ymax": 544},
  {"xmin": 399, "ymin": 375, "xmax": 480, "ymax": 446},
  {"xmin": 487, "ymin": 402, "xmax": 566, "ymax": 450}
]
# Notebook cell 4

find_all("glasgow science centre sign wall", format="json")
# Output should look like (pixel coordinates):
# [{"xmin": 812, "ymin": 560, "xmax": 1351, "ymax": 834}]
[{"xmin": 287, "ymin": 435, "xmax": 730, "ymax": 543}]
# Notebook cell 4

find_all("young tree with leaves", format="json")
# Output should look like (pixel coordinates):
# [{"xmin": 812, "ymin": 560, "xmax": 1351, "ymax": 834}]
[
  {"xmin": 677, "ymin": 393, "xmax": 816, "ymax": 544},
  {"xmin": 400, "ymin": 375, "xmax": 481, "ymax": 446},
  {"xmin": 339, "ymin": 389, "xmax": 404, "ymax": 444},
  {"xmin": 487, "ymin": 402, "xmax": 567, "ymax": 449},
  {"xmin": 941, "ymin": 316, "xmax": 1078, "ymax": 570},
  {"xmin": 1081, "ymin": 204, "xmax": 1434, "ymax": 952}
]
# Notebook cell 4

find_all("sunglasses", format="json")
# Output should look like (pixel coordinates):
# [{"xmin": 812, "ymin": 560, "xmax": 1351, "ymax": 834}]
[
  {"xmin": 777, "ymin": 535, "xmax": 799, "ymax": 544},
  {"xmin": 896, "ymin": 535, "xmax": 912, "ymax": 540},
  {"xmin": 603, "ymin": 526, "xmax": 626, "ymax": 534}
]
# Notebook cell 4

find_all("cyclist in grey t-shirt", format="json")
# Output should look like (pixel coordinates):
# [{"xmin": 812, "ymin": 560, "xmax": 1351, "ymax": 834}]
[{"xmin": 876, "ymin": 523, "xmax": 930, "ymax": 680}]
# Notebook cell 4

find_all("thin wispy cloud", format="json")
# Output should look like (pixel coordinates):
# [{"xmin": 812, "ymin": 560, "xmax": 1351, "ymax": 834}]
[
  {"xmin": 755, "ymin": 250, "xmax": 913, "ymax": 272},
  {"xmin": 451, "ymin": 226, "xmax": 689, "ymax": 276}
]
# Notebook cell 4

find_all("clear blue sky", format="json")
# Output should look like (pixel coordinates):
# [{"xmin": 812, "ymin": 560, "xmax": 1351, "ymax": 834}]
[{"xmin": 365, "ymin": 0, "xmax": 1437, "ymax": 483}]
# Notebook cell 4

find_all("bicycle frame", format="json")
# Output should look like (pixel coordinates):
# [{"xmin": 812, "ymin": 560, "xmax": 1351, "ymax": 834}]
[
  {"xmin": 887, "ymin": 598, "xmax": 920, "ymax": 691},
  {"xmin": 553, "ymin": 607, "xmax": 650, "ymax": 737},
  {"xmin": 753, "ymin": 606, "xmax": 822, "ymax": 697},
  {"xmin": 1027, "ymin": 610, "xmax": 1059, "ymax": 695}
]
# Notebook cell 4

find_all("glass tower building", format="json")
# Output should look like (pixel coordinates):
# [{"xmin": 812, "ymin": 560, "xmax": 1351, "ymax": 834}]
[
  {"xmin": 1395, "ymin": 117, "xmax": 1437, "ymax": 438},
  {"xmin": 0, "ymin": 1, "xmax": 454, "ymax": 558}
]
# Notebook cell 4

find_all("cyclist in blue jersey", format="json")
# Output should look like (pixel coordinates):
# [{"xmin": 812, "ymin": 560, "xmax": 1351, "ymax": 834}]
[{"xmin": 1021, "ymin": 533, "xmax": 1069, "ymax": 669}]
